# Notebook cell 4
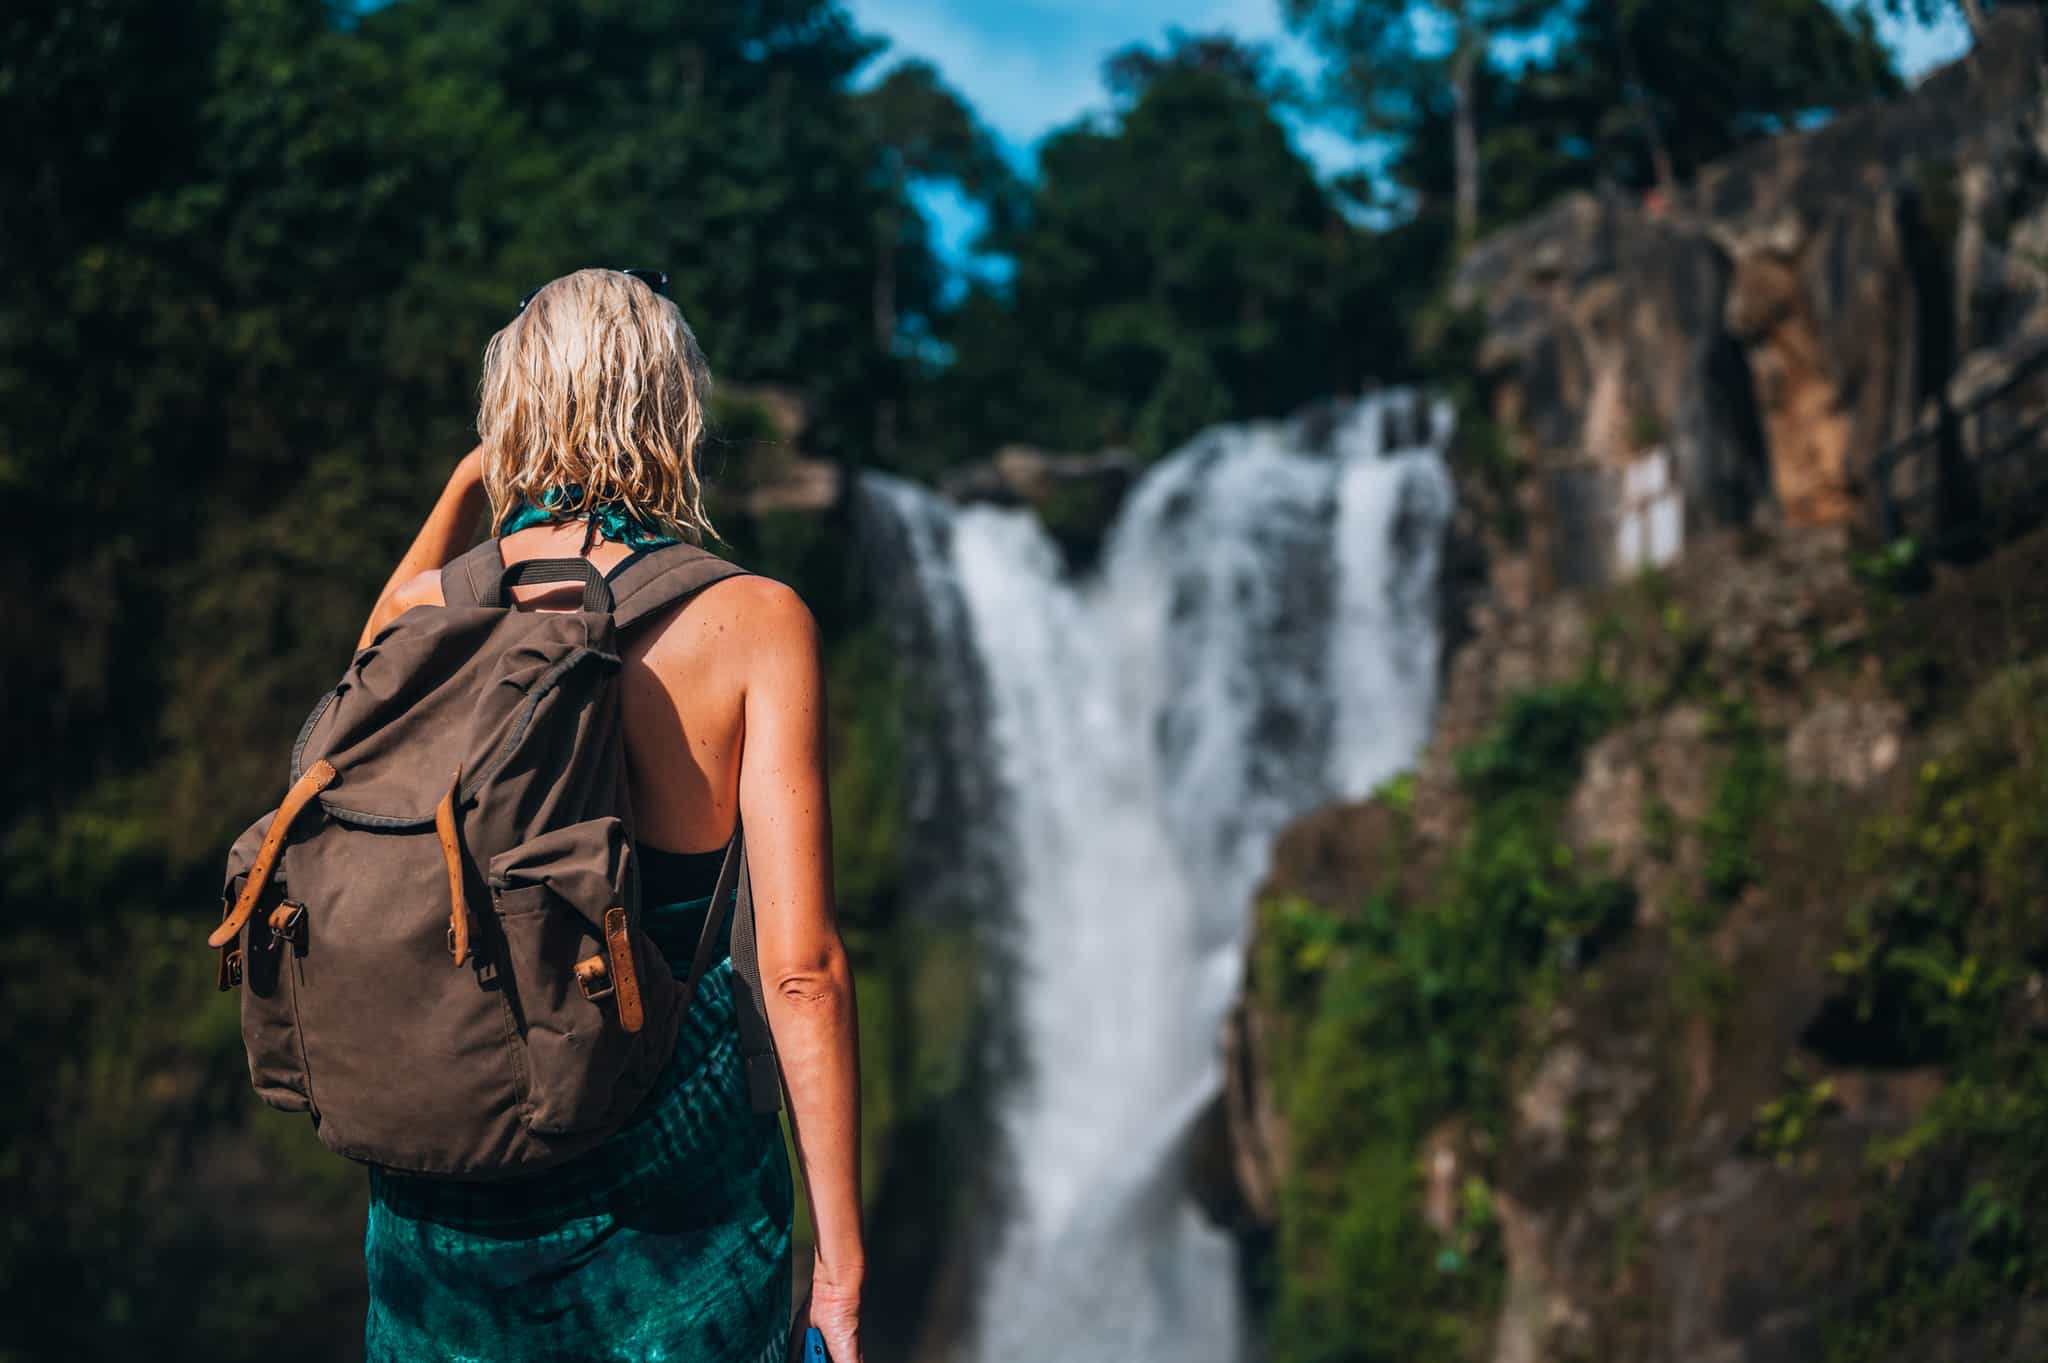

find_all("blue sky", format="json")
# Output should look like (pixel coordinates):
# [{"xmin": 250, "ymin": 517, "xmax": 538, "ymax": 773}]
[{"xmin": 842, "ymin": 0, "xmax": 1974, "ymax": 266}]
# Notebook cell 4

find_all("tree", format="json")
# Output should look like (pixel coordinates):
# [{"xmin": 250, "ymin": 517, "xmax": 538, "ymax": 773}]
[
  {"xmin": 910, "ymin": 32, "xmax": 1397, "ymax": 467},
  {"xmin": 0, "ymin": 3, "xmax": 932, "ymax": 1355},
  {"xmin": 856, "ymin": 59, "xmax": 1018, "ymax": 457},
  {"xmin": 1384, "ymin": 0, "xmax": 1900, "ymax": 232},
  {"xmin": 1550, "ymin": 0, "xmax": 1897, "ymax": 189},
  {"xmin": 1283, "ymin": 0, "xmax": 1559, "ymax": 245}
]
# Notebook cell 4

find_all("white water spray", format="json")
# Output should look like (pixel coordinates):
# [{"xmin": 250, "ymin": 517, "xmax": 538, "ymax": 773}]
[{"xmin": 860, "ymin": 394, "xmax": 1455, "ymax": 1363}]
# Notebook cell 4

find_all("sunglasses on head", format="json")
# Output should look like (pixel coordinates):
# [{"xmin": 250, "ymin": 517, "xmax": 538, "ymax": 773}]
[{"xmin": 517, "ymin": 268, "xmax": 669, "ymax": 314}]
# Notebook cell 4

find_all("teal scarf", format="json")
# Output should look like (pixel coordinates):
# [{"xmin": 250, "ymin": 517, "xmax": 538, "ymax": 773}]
[{"xmin": 498, "ymin": 487, "xmax": 679, "ymax": 549}]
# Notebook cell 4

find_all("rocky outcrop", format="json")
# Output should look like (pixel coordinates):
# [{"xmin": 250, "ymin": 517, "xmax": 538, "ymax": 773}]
[
  {"xmin": 712, "ymin": 382, "xmax": 844, "ymax": 515},
  {"xmin": 937, "ymin": 444, "xmax": 1140, "ymax": 508},
  {"xmin": 1455, "ymin": 9, "xmax": 2048, "ymax": 591},
  {"xmin": 939, "ymin": 444, "xmax": 1143, "ymax": 571},
  {"xmin": 1225, "ymin": 496, "xmax": 2048, "ymax": 1360},
  {"xmin": 1222, "ymin": 520, "xmax": 1943, "ymax": 1363},
  {"xmin": 1217, "ymin": 24, "xmax": 2048, "ymax": 1363}
]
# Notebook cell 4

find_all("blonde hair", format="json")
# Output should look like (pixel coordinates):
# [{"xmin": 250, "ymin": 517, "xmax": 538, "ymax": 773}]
[{"xmin": 478, "ymin": 268, "xmax": 716, "ymax": 544}]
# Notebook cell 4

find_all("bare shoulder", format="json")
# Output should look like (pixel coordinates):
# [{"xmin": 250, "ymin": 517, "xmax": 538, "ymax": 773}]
[
  {"xmin": 635, "ymin": 570, "xmax": 819, "ymax": 672},
  {"xmin": 698, "ymin": 573, "xmax": 820, "ymax": 674},
  {"xmin": 705, "ymin": 573, "xmax": 817, "ymax": 644},
  {"xmin": 392, "ymin": 567, "xmax": 446, "ymax": 612}
]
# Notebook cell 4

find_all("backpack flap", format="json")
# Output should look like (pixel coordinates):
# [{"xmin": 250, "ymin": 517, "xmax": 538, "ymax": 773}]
[{"xmin": 486, "ymin": 816, "xmax": 673, "ymax": 1037}]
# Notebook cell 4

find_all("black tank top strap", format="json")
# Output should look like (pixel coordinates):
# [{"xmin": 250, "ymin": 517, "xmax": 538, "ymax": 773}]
[{"xmin": 638, "ymin": 842, "xmax": 727, "ymax": 907}]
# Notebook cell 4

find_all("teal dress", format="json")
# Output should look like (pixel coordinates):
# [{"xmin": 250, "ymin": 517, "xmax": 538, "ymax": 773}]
[
  {"xmin": 364, "ymin": 887, "xmax": 794, "ymax": 1363},
  {"xmin": 364, "ymin": 508, "xmax": 792, "ymax": 1361}
]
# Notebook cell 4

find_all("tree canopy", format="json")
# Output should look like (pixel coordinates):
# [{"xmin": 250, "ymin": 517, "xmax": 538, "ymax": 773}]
[
  {"xmin": 904, "ymin": 32, "xmax": 1397, "ymax": 467},
  {"xmin": 1292, "ymin": 0, "xmax": 1903, "ymax": 241}
]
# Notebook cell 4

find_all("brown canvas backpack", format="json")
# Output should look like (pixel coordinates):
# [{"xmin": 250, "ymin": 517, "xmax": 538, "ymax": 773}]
[{"xmin": 208, "ymin": 539, "xmax": 781, "ymax": 1179}]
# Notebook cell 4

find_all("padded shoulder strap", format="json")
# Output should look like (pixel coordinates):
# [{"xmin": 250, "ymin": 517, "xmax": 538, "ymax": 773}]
[
  {"xmin": 438, "ymin": 540, "xmax": 504, "ymax": 609},
  {"xmin": 607, "ymin": 542, "xmax": 751, "ymax": 631}
]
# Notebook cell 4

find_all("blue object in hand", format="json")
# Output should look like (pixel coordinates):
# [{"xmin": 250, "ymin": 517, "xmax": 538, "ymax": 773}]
[{"xmin": 805, "ymin": 1327, "xmax": 831, "ymax": 1363}]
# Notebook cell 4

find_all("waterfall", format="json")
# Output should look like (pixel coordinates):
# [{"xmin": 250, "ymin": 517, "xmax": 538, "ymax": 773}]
[{"xmin": 858, "ymin": 393, "xmax": 1455, "ymax": 1363}]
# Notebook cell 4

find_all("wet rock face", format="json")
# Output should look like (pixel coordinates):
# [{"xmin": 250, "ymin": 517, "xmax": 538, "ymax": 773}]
[{"xmin": 1453, "ymin": 8, "xmax": 2048, "ymax": 588}]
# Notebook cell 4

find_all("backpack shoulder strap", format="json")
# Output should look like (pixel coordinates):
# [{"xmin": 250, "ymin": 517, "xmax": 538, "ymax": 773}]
[
  {"xmin": 607, "ymin": 541, "xmax": 752, "ymax": 632},
  {"xmin": 439, "ymin": 540, "xmax": 504, "ymax": 608},
  {"xmin": 682, "ymin": 823, "xmax": 781, "ymax": 1114}
]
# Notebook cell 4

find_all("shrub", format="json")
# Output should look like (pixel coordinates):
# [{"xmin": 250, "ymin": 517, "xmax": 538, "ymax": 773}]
[
  {"xmin": 1262, "ymin": 678, "xmax": 1629, "ymax": 1362},
  {"xmin": 1822, "ymin": 663, "xmax": 2048, "ymax": 1358}
]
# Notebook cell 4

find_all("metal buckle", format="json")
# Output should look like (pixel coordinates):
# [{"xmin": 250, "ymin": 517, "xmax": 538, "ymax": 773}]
[
  {"xmin": 217, "ymin": 947, "xmax": 242, "ymax": 992},
  {"xmin": 269, "ymin": 901, "xmax": 307, "ymax": 950},
  {"xmin": 575, "ymin": 957, "xmax": 614, "ymax": 1002}
]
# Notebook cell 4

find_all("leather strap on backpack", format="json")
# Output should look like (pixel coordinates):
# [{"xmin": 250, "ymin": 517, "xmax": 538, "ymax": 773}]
[
  {"xmin": 435, "ymin": 772, "xmax": 472, "ymax": 966},
  {"xmin": 209, "ymin": 760, "xmax": 337, "ymax": 949},
  {"xmin": 602, "ymin": 908, "xmax": 646, "ymax": 1032},
  {"xmin": 685, "ymin": 823, "xmax": 783, "ymax": 1115}
]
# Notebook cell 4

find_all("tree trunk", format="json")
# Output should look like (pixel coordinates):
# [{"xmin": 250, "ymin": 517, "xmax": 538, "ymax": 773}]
[
  {"xmin": 1609, "ymin": 0, "xmax": 1678, "ymax": 203},
  {"xmin": 1451, "ymin": 41, "xmax": 1480, "ymax": 245},
  {"xmin": 1958, "ymin": 0, "xmax": 1989, "ymax": 43},
  {"xmin": 873, "ymin": 148, "xmax": 903, "ymax": 462}
]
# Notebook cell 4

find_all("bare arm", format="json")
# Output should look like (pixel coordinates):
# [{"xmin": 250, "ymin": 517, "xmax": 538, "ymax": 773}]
[
  {"xmin": 357, "ymin": 447, "xmax": 489, "ymax": 650},
  {"xmin": 737, "ymin": 582, "xmax": 864, "ymax": 1362}
]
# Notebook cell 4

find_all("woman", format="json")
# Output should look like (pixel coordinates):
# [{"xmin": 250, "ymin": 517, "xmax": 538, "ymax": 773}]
[{"xmin": 354, "ymin": 268, "xmax": 863, "ymax": 1363}]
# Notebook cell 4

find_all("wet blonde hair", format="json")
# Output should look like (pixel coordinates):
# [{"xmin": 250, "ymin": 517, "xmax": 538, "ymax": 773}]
[{"xmin": 478, "ymin": 268, "xmax": 716, "ymax": 544}]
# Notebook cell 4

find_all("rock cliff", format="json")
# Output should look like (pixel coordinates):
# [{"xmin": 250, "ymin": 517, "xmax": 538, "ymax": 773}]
[
  {"xmin": 1230, "ymin": 515, "xmax": 2048, "ymax": 1363},
  {"xmin": 1223, "ymin": 19, "xmax": 2048, "ymax": 1363},
  {"xmin": 1452, "ymin": 9, "xmax": 2048, "ymax": 599}
]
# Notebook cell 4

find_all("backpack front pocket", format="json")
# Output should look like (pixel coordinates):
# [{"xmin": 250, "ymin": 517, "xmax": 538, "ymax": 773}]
[
  {"xmin": 486, "ymin": 818, "xmax": 674, "ymax": 1137},
  {"xmin": 491, "ymin": 880, "xmax": 638, "ymax": 1135},
  {"xmin": 223, "ymin": 821, "xmax": 314, "ymax": 1115}
]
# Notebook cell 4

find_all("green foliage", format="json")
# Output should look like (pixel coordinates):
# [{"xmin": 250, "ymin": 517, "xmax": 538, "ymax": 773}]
[
  {"xmin": 1416, "ymin": 296, "xmax": 1525, "ymax": 541},
  {"xmin": 825, "ymin": 624, "xmax": 909, "ymax": 918},
  {"xmin": 1745, "ymin": 1063, "xmax": 1843, "ymax": 1168},
  {"xmin": 0, "ymin": 915, "xmax": 365, "ymax": 1358},
  {"xmin": 1630, "ymin": 407, "xmax": 1667, "ymax": 451},
  {"xmin": 0, "ymin": 3, "xmax": 947, "ymax": 1356},
  {"xmin": 1819, "ymin": 662, "xmax": 2048, "ymax": 1357},
  {"xmin": 1, "ymin": 0, "xmax": 925, "ymax": 825},
  {"xmin": 1260, "ymin": 678, "xmax": 1631, "ymax": 1361},
  {"xmin": 1283, "ymin": 0, "xmax": 1556, "ymax": 241},
  {"xmin": 906, "ymin": 32, "xmax": 1399, "ymax": 467},
  {"xmin": 1454, "ymin": 678, "xmax": 1624, "ymax": 801},
  {"xmin": 1851, "ymin": 535, "xmax": 1934, "ymax": 597},
  {"xmin": 1700, "ymin": 698, "xmax": 1781, "ymax": 905},
  {"xmin": 1353, "ymin": 0, "xmax": 1900, "ymax": 240}
]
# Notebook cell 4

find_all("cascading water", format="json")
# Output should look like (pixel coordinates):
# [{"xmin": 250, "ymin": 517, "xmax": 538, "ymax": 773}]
[{"xmin": 859, "ymin": 393, "xmax": 1455, "ymax": 1363}]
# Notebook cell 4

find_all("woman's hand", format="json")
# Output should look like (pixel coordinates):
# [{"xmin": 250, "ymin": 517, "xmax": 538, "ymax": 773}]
[{"xmin": 791, "ymin": 1254, "xmax": 863, "ymax": 1363}]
